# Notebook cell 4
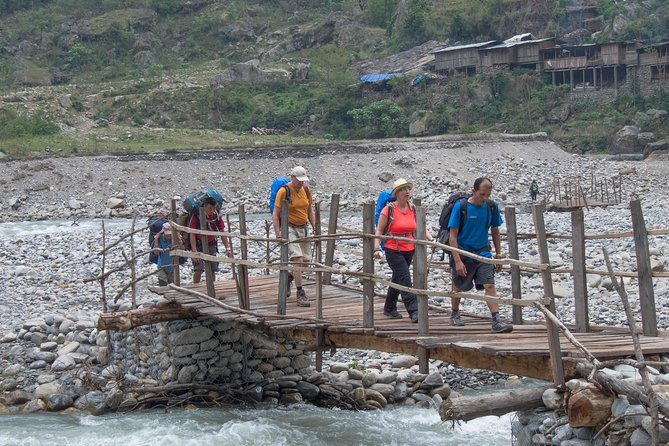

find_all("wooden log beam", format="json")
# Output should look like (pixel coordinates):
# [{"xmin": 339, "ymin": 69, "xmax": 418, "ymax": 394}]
[
  {"xmin": 439, "ymin": 385, "xmax": 551, "ymax": 421},
  {"xmin": 97, "ymin": 301, "xmax": 198, "ymax": 332}
]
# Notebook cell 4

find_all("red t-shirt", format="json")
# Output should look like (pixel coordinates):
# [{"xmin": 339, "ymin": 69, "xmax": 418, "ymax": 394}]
[
  {"xmin": 189, "ymin": 212, "xmax": 225, "ymax": 245},
  {"xmin": 381, "ymin": 204, "xmax": 416, "ymax": 252}
]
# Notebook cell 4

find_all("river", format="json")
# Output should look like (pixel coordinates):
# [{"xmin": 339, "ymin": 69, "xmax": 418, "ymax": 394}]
[{"xmin": 0, "ymin": 406, "xmax": 512, "ymax": 446}]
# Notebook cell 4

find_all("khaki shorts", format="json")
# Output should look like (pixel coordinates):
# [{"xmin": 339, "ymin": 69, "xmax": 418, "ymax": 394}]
[{"xmin": 288, "ymin": 224, "xmax": 311, "ymax": 260}]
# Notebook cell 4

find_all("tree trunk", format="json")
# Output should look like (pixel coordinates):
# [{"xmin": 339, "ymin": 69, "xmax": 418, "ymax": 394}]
[
  {"xmin": 567, "ymin": 383, "xmax": 613, "ymax": 427},
  {"xmin": 439, "ymin": 385, "xmax": 551, "ymax": 421},
  {"xmin": 97, "ymin": 302, "xmax": 197, "ymax": 331}
]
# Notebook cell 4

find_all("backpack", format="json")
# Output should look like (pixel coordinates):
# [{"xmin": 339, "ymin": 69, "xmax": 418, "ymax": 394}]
[
  {"xmin": 148, "ymin": 214, "xmax": 169, "ymax": 264},
  {"xmin": 374, "ymin": 189, "xmax": 394, "ymax": 226},
  {"xmin": 269, "ymin": 178, "xmax": 311, "ymax": 216},
  {"xmin": 179, "ymin": 188, "xmax": 224, "ymax": 250},
  {"xmin": 269, "ymin": 177, "xmax": 291, "ymax": 215},
  {"xmin": 183, "ymin": 188, "xmax": 224, "ymax": 214},
  {"xmin": 436, "ymin": 192, "xmax": 497, "ymax": 250}
]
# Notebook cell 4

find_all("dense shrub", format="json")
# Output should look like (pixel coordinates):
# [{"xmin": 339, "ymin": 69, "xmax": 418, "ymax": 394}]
[
  {"xmin": 347, "ymin": 99, "xmax": 407, "ymax": 138},
  {"xmin": 0, "ymin": 109, "xmax": 59, "ymax": 138}
]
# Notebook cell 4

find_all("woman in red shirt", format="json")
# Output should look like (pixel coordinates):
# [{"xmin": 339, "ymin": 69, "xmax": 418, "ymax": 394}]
[{"xmin": 373, "ymin": 178, "xmax": 433, "ymax": 322}]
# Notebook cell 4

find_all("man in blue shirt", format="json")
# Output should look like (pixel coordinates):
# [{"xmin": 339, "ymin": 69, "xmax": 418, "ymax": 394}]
[{"xmin": 448, "ymin": 177, "xmax": 513, "ymax": 333}]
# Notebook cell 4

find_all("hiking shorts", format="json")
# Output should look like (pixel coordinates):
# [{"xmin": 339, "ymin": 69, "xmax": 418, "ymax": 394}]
[
  {"xmin": 451, "ymin": 261, "xmax": 494, "ymax": 292},
  {"xmin": 288, "ymin": 224, "xmax": 311, "ymax": 260}
]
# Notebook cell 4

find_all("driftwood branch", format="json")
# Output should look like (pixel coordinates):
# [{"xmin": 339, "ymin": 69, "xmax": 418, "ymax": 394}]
[
  {"xmin": 97, "ymin": 302, "xmax": 198, "ymax": 331},
  {"xmin": 603, "ymin": 246, "xmax": 660, "ymax": 443},
  {"xmin": 439, "ymin": 385, "xmax": 551, "ymax": 421}
]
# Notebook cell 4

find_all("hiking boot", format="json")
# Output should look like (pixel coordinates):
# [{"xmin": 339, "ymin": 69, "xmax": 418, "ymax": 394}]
[
  {"xmin": 450, "ymin": 311, "xmax": 465, "ymax": 327},
  {"xmin": 410, "ymin": 312, "xmax": 419, "ymax": 323},
  {"xmin": 491, "ymin": 319, "xmax": 513, "ymax": 334},
  {"xmin": 383, "ymin": 310, "xmax": 403, "ymax": 319},
  {"xmin": 296, "ymin": 288, "xmax": 310, "ymax": 307},
  {"xmin": 286, "ymin": 273, "xmax": 294, "ymax": 298}
]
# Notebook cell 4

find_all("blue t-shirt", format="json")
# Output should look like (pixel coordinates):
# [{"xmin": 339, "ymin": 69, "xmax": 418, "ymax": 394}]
[
  {"xmin": 156, "ymin": 234, "xmax": 173, "ymax": 273},
  {"xmin": 447, "ymin": 199, "xmax": 502, "ymax": 259}
]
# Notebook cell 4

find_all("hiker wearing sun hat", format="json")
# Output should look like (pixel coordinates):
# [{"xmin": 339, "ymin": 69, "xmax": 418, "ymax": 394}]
[
  {"xmin": 373, "ymin": 178, "xmax": 433, "ymax": 323},
  {"xmin": 153, "ymin": 221, "xmax": 176, "ymax": 286},
  {"xmin": 272, "ymin": 165, "xmax": 316, "ymax": 307}
]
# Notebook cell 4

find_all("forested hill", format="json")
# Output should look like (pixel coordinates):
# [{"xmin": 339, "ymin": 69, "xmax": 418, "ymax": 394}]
[{"xmin": 0, "ymin": 0, "xmax": 667, "ymax": 158}]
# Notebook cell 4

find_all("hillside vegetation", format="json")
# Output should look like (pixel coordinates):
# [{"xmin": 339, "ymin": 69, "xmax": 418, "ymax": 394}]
[{"xmin": 0, "ymin": 0, "xmax": 667, "ymax": 158}]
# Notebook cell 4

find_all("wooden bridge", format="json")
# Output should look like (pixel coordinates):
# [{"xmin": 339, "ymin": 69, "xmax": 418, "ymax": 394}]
[
  {"xmin": 96, "ymin": 195, "xmax": 669, "ymax": 386},
  {"xmin": 142, "ymin": 274, "xmax": 669, "ymax": 383}
]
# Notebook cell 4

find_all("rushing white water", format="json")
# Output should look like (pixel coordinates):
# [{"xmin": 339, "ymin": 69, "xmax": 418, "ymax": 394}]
[{"xmin": 0, "ymin": 406, "xmax": 513, "ymax": 446}]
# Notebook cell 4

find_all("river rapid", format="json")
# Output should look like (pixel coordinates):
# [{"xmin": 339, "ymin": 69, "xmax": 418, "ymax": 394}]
[{"xmin": 0, "ymin": 405, "xmax": 512, "ymax": 446}]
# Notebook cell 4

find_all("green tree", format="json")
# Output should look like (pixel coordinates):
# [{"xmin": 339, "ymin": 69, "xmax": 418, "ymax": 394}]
[
  {"xmin": 66, "ymin": 43, "xmax": 92, "ymax": 68},
  {"xmin": 400, "ymin": 0, "xmax": 429, "ymax": 46},
  {"xmin": 364, "ymin": 0, "xmax": 398, "ymax": 28},
  {"xmin": 347, "ymin": 99, "xmax": 407, "ymax": 138}
]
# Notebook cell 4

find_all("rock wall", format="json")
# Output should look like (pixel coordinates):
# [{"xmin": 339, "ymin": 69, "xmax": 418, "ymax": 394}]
[{"xmin": 108, "ymin": 318, "xmax": 313, "ymax": 390}]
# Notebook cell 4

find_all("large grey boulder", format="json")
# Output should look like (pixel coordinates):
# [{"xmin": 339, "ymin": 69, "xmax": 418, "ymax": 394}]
[{"xmin": 613, "ymin": 125, "xmax": 641, "ymax": 154}]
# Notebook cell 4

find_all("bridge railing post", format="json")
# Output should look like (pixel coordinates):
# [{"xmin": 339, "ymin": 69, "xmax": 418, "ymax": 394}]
[
  {"xmin": 199, "ymin": 207, "xmax": 216, "ymax": 299},
  {"xmin": 571, "ymin": 208, "xmax": 589, "ymax": 332},
  {"xmin": 630, "ymin": 199, "xmax": 658, "ymax": 337},
  {"xmin": 277, "ymin": 202, "xmax": 289, "ymax": 315},
  {"xmin": 238, "ymin": 204, "xmax": 250, "ymax": 310},
  {"xmin": 362, "ymin": 202, "xmax": 375, "ymax": 328},
  {"xmin": 323, "ymin": 193, "xmax": 339, "ymax": 285},
  {"xmin": 414, "ymin": 205, "xmax": 429, "ymax": 373},
  {"xmin": 315, "ymin": 202, "xmax": 323, "ymax": 320},
  {"xmin": 170, "ymin": 197, "xmax": 181, "ymax": 287},
  {"xmin": 531, "ymin": 203, "xmax": 565, "ymax": 386},
  {"xmin": 505, "ymin": 205, "xmax": 522, "ymax": 325}
]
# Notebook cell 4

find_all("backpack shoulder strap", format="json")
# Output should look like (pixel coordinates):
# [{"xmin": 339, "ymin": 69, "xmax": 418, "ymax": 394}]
[
  {"xmin": 385, "ymin": 202, "xmax": 395, "ymax": 234},
  {"xmin": 458, "ymin": 197, "xmax": 468, "ymax": 230},
  {"xmin": 304, "ymin": 185, "xmax": 311, "ymax": 202},
  {"xmin": 486, "ymin": 199, "xmax": 496, "ymax": 228},
  {"xmin": 281, "ymin": 184, "xmax": 292, "ymax": 203}
]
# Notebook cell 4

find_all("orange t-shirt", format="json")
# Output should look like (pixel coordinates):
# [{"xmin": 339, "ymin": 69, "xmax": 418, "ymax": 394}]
[
  {"xmin": 381, "ymin": 204, "xmax": 416, "ymax": 252},
  {"xmin": 274, "ymin": 183, "xmax": 312, "ymax": 226}
]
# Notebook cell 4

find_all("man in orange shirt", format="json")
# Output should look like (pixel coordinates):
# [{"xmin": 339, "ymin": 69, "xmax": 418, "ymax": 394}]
[{"xmin": 272, "ymin": 166, "xmax": 315, "ymax": 307}]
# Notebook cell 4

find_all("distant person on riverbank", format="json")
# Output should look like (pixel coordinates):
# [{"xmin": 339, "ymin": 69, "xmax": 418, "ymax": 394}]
[
  {"xmin": 272, "ymin": 166, "xmax": 315, "ymax": 307},
  {"xmin": 448, "ymin": 177, "xmax": 512, "ymax": 333},
  {"xmin": 373, "ymin": 178, "xmax": 433, "ymax": 323},
  {"xmin": 189, "ymin": 196, "xmax": 232, "ymax": 284},
  {"xmin": 529, "ymin": 180, "xmax": 539, "ymax": 201},
  {"xmin": 153, "ymin": 222, "xmax": 175, "ymax": 286}
]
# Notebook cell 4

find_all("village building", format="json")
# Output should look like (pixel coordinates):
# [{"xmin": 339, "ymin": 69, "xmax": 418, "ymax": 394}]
[{"xmin": 428, "ymin": 35, "xmax": 669, "ymax": 96}]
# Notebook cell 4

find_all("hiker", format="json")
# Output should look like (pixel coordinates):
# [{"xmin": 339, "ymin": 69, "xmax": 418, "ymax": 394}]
[
  {"xmin": 189, "ymin": 196, "xmax": 232, "ymax": 284},
  {"xmin": 373, "ymin": 178, "xmax": 433, "ymax": 323},
  {"xmin": 448, "ymin": 177, "xmax": 513, "ymax": 333},
  {"xmin": 272, "ymin": 166, "xmax": 315, "ymax": 307},
  {"xmin": 529, "ymin": 179, "xmax": 539, "ymax": 201},
  {"xmin": 153, "ymin": 222, "xmax": 175, "ymax": 286}
]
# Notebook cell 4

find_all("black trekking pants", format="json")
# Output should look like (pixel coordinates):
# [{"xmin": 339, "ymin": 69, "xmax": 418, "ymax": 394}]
[{"xmin": 384, "ymin": 249, "xmax": 418, "ymax": 316}]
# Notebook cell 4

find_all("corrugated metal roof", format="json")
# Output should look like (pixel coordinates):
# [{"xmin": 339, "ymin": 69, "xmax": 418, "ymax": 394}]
[
  {"xmin": 431, "ymin": 40, "xmax": 499, "ymax": 53},
  {"xmin": 359, "ymin": 73, "xmax": 403, "ymax": 83},
  {"xmin": 485, "ymin": 38, "xmax": 555, "ymax": 50}
]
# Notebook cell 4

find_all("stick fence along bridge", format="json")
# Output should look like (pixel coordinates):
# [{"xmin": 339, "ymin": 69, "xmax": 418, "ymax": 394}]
[{"xmin": 97, "ymin": 194, "xmax": 669, "ymax": 385}]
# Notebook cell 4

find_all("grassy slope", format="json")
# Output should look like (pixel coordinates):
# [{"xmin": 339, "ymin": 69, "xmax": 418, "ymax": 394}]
[{"xmin": 0, "ymin": 0, "xmax": 667, "ymax": 159}]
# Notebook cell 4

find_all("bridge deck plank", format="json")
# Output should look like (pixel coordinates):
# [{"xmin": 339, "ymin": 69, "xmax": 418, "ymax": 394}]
[{"xmin": 149, "ymin": 275, "xmax": 669, "ymax": 380}]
